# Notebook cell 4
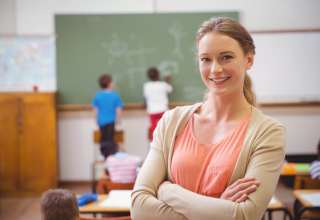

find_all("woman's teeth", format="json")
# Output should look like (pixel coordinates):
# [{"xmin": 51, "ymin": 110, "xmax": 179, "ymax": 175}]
[{"xmin": 209, "ymin": 77, "xmax": 230, "ymax": 84}]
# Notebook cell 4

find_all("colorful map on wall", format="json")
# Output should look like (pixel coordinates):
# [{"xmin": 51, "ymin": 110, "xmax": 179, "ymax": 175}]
[{"xmin": 0, "ymin": 36, "xmax": 56, "ymax": 91}]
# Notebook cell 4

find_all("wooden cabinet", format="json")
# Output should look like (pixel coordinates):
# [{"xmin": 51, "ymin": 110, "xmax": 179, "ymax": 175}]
[{"xmin": 0, "ymin": 93, "xmax": 57, "ymax": 196}]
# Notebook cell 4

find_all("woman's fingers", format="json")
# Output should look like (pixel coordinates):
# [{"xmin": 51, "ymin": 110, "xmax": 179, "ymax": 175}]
[
  {"xmin": 230, "ymin": 184, "xmax": 258, "ymax": 202},
  {"xmin": 227, "ymin": 180, "xmax": 260, "ymax": 196},
  {"xmin": 221, "ymin": 178, "xmax": 260, "ymax": 202},
  {"xmin": 228, "ymin": 177, "xmax": 256, "ymax": 190},
  {"xmin": 235, "ymin": 193, "xmax": 248, "ymax": 203}
]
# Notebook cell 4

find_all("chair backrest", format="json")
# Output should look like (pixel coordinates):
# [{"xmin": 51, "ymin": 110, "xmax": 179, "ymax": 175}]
[
  {"xmin": 80, "ymin": 216, "xmax": 131, "ymax": 220},
  {"xmin": 105, "ymin": 179, "xmax": 134, "ymax": 193},
  {"xmin": 93, "ymin": 130, "xmax": 124, "ymax": 144},
  {"xmin": 298, "ymin": 176, "xmax": 320, "ymax": 189},
  {"xmin": 96, "ymin": 177, "xmax": 134, "ymax": 194}
]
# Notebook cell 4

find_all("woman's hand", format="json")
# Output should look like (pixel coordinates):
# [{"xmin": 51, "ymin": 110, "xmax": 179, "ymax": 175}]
[
  {"xmin": 220, "ymin": 177, "xmax": 260, "ymax": 203},
  {"xmin": 157, "ymin": 181, "xmax": 173, "ymax": 200}
]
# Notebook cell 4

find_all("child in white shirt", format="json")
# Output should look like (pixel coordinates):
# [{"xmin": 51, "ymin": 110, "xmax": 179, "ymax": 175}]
[{"xmin": 143, "ymin": 67, "xmax": 172, "ymax": 141}]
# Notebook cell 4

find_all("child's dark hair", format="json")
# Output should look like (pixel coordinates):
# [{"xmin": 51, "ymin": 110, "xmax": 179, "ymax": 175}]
[
  {"xmin": 147, "ymin": 67, "xmax": 160, "ymax": 81},
  {"xmin": 318, "ymin": 139, "xmax": 320, "ymax": 159},
  {"xmin": 99, "ymin": 73, "xmax": 112, "ymax": 89},
  {"xmin": 40, "ymin": 189, "xmax": 79, "ymax": 220}
]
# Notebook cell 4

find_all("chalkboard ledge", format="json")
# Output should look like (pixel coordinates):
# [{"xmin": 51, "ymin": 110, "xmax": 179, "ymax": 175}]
[{"xmin": 57, "ymin": 101, "xmax": 320, "ymax": 112}]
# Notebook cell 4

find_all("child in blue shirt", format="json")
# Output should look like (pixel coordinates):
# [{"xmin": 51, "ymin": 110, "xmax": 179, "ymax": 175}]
[{"xmin": 92, "ymin": 74, "xmax": 123, "ymax": 158}]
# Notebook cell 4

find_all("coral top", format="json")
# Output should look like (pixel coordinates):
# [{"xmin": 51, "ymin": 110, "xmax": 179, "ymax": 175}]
[{"xmin": 171, "ymin": 113, "xmax": 250, "ymax": 197}]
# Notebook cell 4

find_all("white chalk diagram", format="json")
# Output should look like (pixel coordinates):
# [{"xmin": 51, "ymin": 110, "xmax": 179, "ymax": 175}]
[
  {"xmin": 101, "ymin": 34, "xmax": 157, "ymax": 92},
  {"xmin": 168, "ymin": 23, "xmax": 185, "ymax": 60},
  {"xmin": 158, "ymin": 60, "xmax": 179, "ymax": 76}
]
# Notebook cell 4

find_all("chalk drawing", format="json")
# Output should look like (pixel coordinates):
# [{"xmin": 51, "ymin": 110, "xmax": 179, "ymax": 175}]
[
  {"xmin": 168, "ymin": 23, "xmax": 185, "ymax": 60},
  {"xmin": 158, "ymin": 60, "xmax": 179, "ymax": 76}
]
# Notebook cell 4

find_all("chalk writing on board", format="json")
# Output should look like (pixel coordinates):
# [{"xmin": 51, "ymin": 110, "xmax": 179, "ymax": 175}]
[
  {"xmin": 101, "ymin": 34, "xmax": 155, "ymax": 66},
  {"xmin": 168, "ymin": 23, "xmax": 185, "ymax": 60},
  {"xmin": 125, "ymin": 67, "xmax": 146, "ymax": 90},
  {"xmin": 158, "ymin": 60, "xmax": 179, "ymax": 76}
]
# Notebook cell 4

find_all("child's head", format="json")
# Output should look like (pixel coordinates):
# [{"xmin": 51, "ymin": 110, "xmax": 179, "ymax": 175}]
[
  {"xmin": 318, "ymin": 139, "xmax": 320, "ymax": 159},
  {"xmin": 147, "ymin": 67, "xmax": 160, "ymax": 81},
  {"xmin": 99, "ymin": 73, "xmax": 112, "ymax": 89},
  {"xmin": 40, "ymin": 189, "xmax": 79, "ymax": 220}
]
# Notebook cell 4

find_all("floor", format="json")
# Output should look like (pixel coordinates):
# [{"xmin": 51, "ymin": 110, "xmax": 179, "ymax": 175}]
[{"xmin": 0, "ymin": 180, "xmax": 295, "ymax": 220}]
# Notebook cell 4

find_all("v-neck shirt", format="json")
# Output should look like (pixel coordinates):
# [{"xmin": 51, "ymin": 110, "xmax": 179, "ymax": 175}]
[{"xmin": 171, "ymin": 113, "xmax": 251, "ymax": 197}]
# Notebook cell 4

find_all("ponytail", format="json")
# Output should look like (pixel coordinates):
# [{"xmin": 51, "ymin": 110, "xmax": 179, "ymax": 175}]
[{"xmin": 243, "ymin": 73, "xmax": 256, "ymax": 106}]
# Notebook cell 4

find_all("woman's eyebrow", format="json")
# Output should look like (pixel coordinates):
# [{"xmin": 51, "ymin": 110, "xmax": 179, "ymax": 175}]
[{"xmin": 219, "ymin": 51, "xmax": 235, "ymax": 55}]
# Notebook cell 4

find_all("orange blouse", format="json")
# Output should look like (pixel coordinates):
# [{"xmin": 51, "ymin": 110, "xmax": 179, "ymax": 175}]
[{"xmin": 171, "ymin": 113, "xmax": 250, "ymax": 197}]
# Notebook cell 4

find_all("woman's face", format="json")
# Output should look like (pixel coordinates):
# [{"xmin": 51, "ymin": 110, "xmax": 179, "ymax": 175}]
[{"xmin": 197, "ymin": 32, "xmax": 253, "ymax": 97}]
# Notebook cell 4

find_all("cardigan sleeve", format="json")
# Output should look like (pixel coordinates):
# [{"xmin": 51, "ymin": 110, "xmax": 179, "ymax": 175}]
[
  {"xmin": 157, "ymin": 122, "xmax": 286, "ymax": 220},
  {"xmin": 130, "ymin": 111, "xmax": 187, "ymax": 220}
]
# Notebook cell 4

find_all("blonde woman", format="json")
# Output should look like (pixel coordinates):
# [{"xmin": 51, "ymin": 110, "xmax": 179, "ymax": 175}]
[{"xmin": 131, "ymin": 17, "xmax": 285, "ymax": 220}]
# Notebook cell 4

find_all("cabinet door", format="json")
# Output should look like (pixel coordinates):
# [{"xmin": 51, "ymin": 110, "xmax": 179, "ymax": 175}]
[
  {"xmin": 19, "ymin": 94, "xmax": 57, "ymax": 192},
  {"xmin": 0, "ymin": 95, "xmax": 19, "ymax": 193}
]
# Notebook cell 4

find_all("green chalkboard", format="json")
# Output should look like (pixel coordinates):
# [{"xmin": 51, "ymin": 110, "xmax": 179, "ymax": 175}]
[{"xmin": 56, "ymin": 12, "xmax": 239, "ymax": 104}]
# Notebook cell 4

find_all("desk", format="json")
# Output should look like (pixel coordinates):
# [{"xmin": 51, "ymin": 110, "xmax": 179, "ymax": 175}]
[
  {"xmin": 281, "ymin": 163, "xmax": 311, "ymax": 189},
  {"xmin": 264, "ymin": 196, "xmax": 292, "ymax": 220},
  {"xmin": 293, "ymin": 190, "xmax": 320, "ymax": 220},
  {"xmin": 79, "ymin": 194, "xmax": 130, "ymax": 215}
]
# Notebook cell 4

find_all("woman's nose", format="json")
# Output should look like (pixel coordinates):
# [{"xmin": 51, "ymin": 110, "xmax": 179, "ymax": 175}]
[{"xmin": 210, "ymin": 61, "xmax": 223, "ymax": 74}]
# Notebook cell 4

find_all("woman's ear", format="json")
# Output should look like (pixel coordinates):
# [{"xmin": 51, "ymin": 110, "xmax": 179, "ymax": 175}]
[{"xmin": 246, "ymin": 53, "xmax": 254, "ymax": 70}]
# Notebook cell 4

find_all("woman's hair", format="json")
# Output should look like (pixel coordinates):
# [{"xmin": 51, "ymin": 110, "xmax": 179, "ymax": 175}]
[
  {"xmin": 147, "ymin": 67, "xmax": 160, "ymax": 81},
  {"xmin": 99, "ymin": 73, "xmax": 112, "ymax": 89},
  {"xmin": 196, "ymin": 17, "xmax": 256, "ymax": 106},
  {"xmin": 40, "ymin": 189, "xmax": 79, "ymax": 220}
]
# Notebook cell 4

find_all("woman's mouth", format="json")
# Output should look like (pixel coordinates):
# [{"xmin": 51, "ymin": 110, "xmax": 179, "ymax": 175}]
[{"xmin": 209, "ymin": 76, "xmax": 231, "ymax": 84}]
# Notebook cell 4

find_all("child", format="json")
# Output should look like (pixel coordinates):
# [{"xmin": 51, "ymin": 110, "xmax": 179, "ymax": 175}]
[
  {"xmin": 310, "ymin": 139, "xmax": 320, "ymax": 179},
  {"xmin": 105, "ymin": 150, "xmax": 141, "ymax": 184},
  {"xmin": 143, "ymin": 67, "xmax": 173, "ymax": 141},
  {"xmin": 92, "ymin": 73, "xmax": 123, "ymax": 158},
  {"xmin": 40, "ymin": 189, "xmax": 79, "ymax": 220}
]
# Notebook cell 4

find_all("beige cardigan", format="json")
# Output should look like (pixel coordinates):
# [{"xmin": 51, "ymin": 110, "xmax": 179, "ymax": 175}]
[{"xmin": 131, "ymin": 103, "xmax": 285, "ymax": 220}]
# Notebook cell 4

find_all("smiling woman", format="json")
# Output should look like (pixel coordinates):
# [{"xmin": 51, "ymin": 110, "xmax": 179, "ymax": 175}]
[{"xmin": 131, "ymin": 17, "xmax": 285, "ymax": 220}]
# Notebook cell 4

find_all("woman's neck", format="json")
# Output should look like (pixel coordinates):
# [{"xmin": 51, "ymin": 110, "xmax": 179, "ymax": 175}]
[{"xmin": 200, "ymin": 92, "xmax": 251, "ymax": 123}]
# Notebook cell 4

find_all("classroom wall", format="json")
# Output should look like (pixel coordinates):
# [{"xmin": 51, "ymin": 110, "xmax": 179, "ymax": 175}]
[
  {"xmin": 2, "ymin": 0, "xmax": 320, "ymax": 181},
  {"xmin": 0, "ymin": 0, "xmax": 16, "ymax": 34}
]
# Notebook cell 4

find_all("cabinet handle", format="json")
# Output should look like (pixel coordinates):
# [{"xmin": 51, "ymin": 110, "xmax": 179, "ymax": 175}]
[{"xmin": 17, "ymin": 98, "xmax": 23, "ymax": 134}]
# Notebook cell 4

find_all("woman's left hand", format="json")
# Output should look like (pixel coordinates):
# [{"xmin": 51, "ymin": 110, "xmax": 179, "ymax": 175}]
[{"xmin": 157, "ymin": 181, "xmax": 174, "ymax": 200}]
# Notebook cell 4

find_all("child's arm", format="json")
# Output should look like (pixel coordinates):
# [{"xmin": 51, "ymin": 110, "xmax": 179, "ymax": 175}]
[{"xmin": 116, "ymin": 107, "xmax": 122, "ymax": 125}]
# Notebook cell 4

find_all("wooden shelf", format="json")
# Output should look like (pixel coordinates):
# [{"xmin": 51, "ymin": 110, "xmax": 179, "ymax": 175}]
[{"xmin": 57, "ymin": 101, "xmax": 320, "ymax": 112}]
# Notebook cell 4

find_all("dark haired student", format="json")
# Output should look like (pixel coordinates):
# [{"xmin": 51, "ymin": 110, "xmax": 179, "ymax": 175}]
[
  {"xmin": 143, "ymin": 67, "xmax": 173, "ymax": 142},
  {"xmin": 93, "ymin": 73, "xmax": 123, "ymax": 158}
]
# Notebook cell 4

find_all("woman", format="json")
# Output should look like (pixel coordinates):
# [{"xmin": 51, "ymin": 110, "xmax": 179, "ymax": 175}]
[{"xmin": 131, "ymin": 17, "xmax": 285, "ymax": 220}]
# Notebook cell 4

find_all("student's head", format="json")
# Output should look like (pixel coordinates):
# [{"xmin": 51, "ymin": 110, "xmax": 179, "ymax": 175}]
[
  {"xmin": 318, "ymin": 139, "xmax": 320, "ymax": 159},
  {"xmin": 40, "ymin": 189, "xmax": 79, "ymax": 220},
  {"xmin": 99, "ymin": 73, "xmax": 112, "ymax": 89},
  {"xmin": 147, "ymin": 67, "xmax": 160, "ymax": 81},
  {"xmin": 196, "ymin": 17, "xmax": 256, "ymax": 105}
]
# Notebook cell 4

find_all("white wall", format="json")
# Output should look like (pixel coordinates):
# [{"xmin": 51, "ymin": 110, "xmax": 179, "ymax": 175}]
[
  {"xmin": 2, "ymin": 0, "xmax": 320, "ymax": 180},
  {"xmin": 0, "ymin": 0, "xmax": 16, "ymax": 34},
  {"xmin": 13, "ymin": 0, "xmax": 320, "ymax": 35}
]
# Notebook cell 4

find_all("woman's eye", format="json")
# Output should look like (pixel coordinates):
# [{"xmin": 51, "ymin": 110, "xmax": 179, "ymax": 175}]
[
  {"xmin": 222, "ymin": 55, "xmax": 233, "ymax": 60},
  {"xmin": 200, "ymin": 57, "xmax": 210, "ymax": 62}
]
